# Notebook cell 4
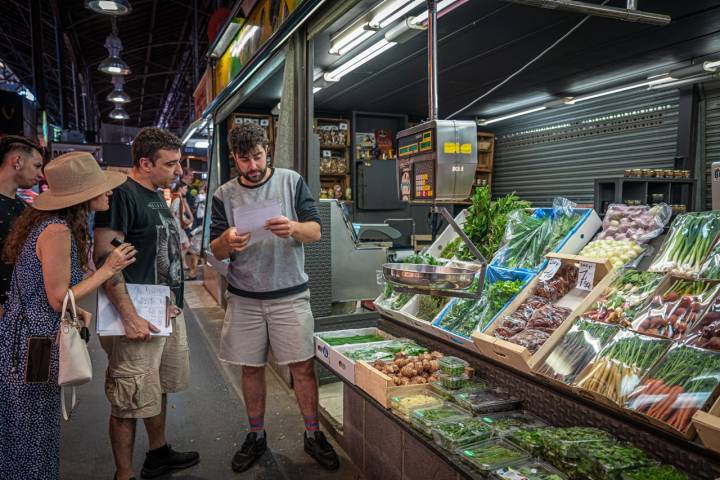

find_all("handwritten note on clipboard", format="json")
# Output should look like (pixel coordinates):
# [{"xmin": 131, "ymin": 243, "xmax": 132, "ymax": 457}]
[
  {"xmin": 232, "ymin": 201, "xmax": 282, "ymax": 246},
  {"xmin": 97, "ymin": 284, "xmax": 173, "ymax": 336}
]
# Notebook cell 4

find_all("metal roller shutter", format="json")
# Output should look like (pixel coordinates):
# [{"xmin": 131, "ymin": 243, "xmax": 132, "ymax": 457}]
[
  {"xmin": 705, "ymin": 82, "xmax": 720, "ymax": 210},
  {"xmin": 492, "ymin": 89, "xmax": 680, "ymax": 206}
]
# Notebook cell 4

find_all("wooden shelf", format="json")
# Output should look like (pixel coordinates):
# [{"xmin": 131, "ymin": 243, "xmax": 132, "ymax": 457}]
[{"xmin": 320, "ymin": 144, "xmax": 350, "ymax": 149}]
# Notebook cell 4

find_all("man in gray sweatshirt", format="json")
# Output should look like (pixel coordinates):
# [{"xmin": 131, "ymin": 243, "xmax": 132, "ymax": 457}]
[{"xmin": 209, "ymin": 123, "xmax": 339, "ymax": 473}]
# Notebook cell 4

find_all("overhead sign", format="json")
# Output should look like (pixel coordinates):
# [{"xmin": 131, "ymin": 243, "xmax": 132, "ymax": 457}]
[{"xmin": 214, "ymin": 0, "xmax": 303, "ymax": 96}]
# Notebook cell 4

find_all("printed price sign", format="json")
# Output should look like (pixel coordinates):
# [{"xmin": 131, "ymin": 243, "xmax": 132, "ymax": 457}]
[
  {"xmin": 260, "ymin": 119, "xmax": 270, "ymax": 127},
  {"xmin": 576, "ymin": 262, "xmax": 596, "ymax": 291},
  {"xmin": 339, "ymin": 123, "xmax": 348, "ymax": 130},
  {"xmin": 322, "ymin": 150, "xmax": 332, "ymax": 158},
  {"xmin": 540, "ymin": 258, "xmax": 562, "ymax": 282}
]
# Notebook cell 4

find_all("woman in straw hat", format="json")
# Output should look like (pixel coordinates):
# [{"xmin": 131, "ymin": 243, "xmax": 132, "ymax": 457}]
[{"xmin": 0, "ymin": 151, "xmax": 137, "ymax": 479}]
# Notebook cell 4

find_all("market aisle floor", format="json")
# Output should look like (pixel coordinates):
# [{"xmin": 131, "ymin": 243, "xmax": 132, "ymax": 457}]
[{"xmin": 60, "ymin": 281, "xmax": 363, "ymax": 480}]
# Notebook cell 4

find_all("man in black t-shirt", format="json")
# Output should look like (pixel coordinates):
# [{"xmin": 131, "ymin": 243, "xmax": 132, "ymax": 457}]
[
  {"xmin": 94, "ymin": 128, "xmax": 199, "ymax": 480},
  {"xmin": 0, "ymin": 136, "xmax": 43, "ymax": 312}
]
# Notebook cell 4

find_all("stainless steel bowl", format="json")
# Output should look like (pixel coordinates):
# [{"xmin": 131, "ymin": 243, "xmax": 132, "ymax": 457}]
[{"xmin": 382, "ymin": 263, "xmax": 477, "ymax": 291}]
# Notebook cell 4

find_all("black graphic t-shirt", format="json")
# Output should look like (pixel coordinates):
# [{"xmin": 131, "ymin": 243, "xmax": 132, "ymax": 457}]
[
  {"xmin": 0, "ymin": 194, "xmax": 26, "ymax": 306},
  {"xmin": 94, "ymin": 177, "xmax": 184, "ymax": 306}
]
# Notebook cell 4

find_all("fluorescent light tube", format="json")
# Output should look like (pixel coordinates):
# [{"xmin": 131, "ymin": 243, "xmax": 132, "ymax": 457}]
[
  {"xmin": 330, "ymin": 24, "xmax": 370, "ymax": 55},
  {"xmin": 333, "ymin": 29, "xmax": 375, "ymax": 56},
  {"xmin": 705, "ymin": 60, "xmax": 720, "ymax": 71},
  {"xmin": 210, "ymin": 21, "xmax": 242, "ymax": 58},
  {"xmin": 480, "ymin": 106, "xmax": 547, "ymax": 125},
  {"xmin": 193, "ymin": 140, "xmax": 209, "ymax": 149},
  {"xmin": 370, "ymin": 0, "xmax": 424, "ymax": 29},
  {"xmin": 324, "ymin": 39, "xmax": 396, "ymax": 82},
  {"xmin": 313, "ymin": 87, "xmax": 323, "ymax": 94}
]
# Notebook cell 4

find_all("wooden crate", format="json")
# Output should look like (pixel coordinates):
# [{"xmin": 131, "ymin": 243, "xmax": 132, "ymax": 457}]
[
  {"xmin": 472, "ymin": 253, "xmax": 615, "ymax": 374},
  {"xmin": 694, "ymin": 397, "xmax": 720, "ymax": 453},
  {"xmin": 476, "ymin": 132, "xmax": 494, "ymax": 171},
  {"xmin": 355, "ymin": 360, "xmax": 423, "ymax": 408}
]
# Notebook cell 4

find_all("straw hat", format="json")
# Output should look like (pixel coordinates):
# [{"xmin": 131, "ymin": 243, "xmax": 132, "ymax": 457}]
[{"xmin": 33, "ymin": 151, "xmax": 127, "ymax": 211}]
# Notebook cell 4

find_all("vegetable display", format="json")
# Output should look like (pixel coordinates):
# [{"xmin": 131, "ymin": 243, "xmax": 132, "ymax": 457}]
[
  {"xmin": 481, "ymin": 411, "xmax": 547, "ymax": 436},
  {"xmin": 540, "ymin": 427, "xmax": 616, "ymax": 466},
  {"xmin": 417, "ymin": 294, "xmax": 450, "ymax": 322},
  {"xmin": 370, "ymin": 351, "xmax": 443, "ymax": 386},
  {"xmin": 625, "ymin": 344, "xmax": 720, "ymax": 432},
  {"xmin": 411, "ymin": 403, "xmax": 470, "ymax": 437},
  {"xmin": 430, "ymin": 377, "xmax": 489, "ymax": 401},
  {"xmin": 575, "ymin": 331, "xmax": 672, "ymax": 404},
  {"xmin": 580, "ymin": 239, "xmax": 645, "ymax": 270},
  {"xmin": 438, "ymin": 279, "xmax": 525, "ymax": 337},
  {"xmin": 649, "ymin": 212, "xmax": 720, "ymax": 274},
  {"xmin": 699, "ymin": 239, "xmax": 720, "ymax": 279},
  {"xmin": 620, "ymin": 465, "xmax": 692, "ymax": 480},
  {"xmin": 342, "ymin": 339, "xmax": 428, "ymax": 362},
  {"xmin": 320, "ymin": 333, "xmax": 385, "ymax": 346},
  {"xmin": 687, "ymin": 293, "xmax": 720, "ymax": 350},
  {"xmin": 437, "ymin": 372, "xmax": 470, "ymax": 390},
  {"xmin": 492, "ymin": 198, "xmax": 583, "ymax": 271},
  {"xmin": 492, "ymin": 461, "xmax": 567, "ymax": 480},
  {"xmin": 577, "ymin": 442, "xmax": 657, "ymax": 480},
  {"xmin": 508, "ymin": 427, "xmax": 551, "ymax": 456},
  {"xmin": 431, "ymin": 417, "xmax": 494, "ymax": 450},
  {"xmin": 582, "ymin": 270, "xmax": 664, "ymax": 327},
  {"xmin": 460, "ymin": 439, "xmax": 531, "ymax": 475},
  {"xmin": 452, "ymin": 186, "xmax": 531, "ymax": 262},
  {"xmin": 631, "ymin": 280, "xmax": 719, "ymax": 339},
  {"xmin": 494, "ymin": 267, "xmax": 575, "ymax": 353},
  {"xmin": 535, "ymin": 319, "xmax": 620, "ymax": 385},
  {"xmin": 598, "ymin": 204, "xmax": 670, "ymax": 243},
  {"xmin": 438, "ymin": 356, "xmax": 468, "ymax": 376}
]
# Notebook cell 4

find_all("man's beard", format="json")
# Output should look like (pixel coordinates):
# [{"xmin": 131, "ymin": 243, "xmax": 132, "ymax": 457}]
[{"xmin": 241, "ymin": 166, "xmax": 268, "ymax": 183}]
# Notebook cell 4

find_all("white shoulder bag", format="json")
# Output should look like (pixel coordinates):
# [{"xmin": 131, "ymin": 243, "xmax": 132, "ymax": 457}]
[{"xmin": 57, "ymin": 289, "xmax": 93, "ymax": 420}]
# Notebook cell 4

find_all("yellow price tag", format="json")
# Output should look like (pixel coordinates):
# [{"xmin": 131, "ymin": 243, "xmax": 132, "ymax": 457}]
[
  {"xmin": 460, "ymin": 143, "xmax": 472, "ymax": 154},
  {"xmin": 443, "ymin": 142, "xmax": 459, "ymax": 154}
]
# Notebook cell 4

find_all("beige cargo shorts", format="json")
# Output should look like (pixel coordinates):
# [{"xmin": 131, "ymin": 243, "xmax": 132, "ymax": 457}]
[
  {"xmin": 218, "ymin": 290, "xmax": 315, "ymax": 367},
  {"xmin": 99, "ymin": 313, "xmax": 190, "ymax": 419}
]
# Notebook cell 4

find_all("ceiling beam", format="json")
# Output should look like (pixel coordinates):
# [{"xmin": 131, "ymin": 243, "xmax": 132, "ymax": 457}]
[{"xmin": 137, "ymin": 0, "xmax": 159, "ymax": 126}]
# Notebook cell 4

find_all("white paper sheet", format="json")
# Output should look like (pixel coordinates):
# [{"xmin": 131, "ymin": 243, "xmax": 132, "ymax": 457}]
[
  {"xmin": 97, "ymin": 284, "xmax": 173, "ymax": 337},
  {"xmin": 232, "ymin": 201, "xmax": 283, "ymax": 246}
]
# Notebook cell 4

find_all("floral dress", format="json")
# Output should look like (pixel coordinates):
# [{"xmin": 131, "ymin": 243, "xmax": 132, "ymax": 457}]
[{"xmin": 0, "ymin": 218, "xmax": 83, "ymax": 479}]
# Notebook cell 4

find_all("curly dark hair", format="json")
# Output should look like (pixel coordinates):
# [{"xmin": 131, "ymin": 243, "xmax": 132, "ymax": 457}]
[
  {"xmin": 4, "ymin": 203, "xmax": 91, "ymax": 271},
  {"xmin": 228, "ymin": 123, "xmax": 268, "ymax": 156},
  {"xmin": 132, "ymin": 127, "xmax": 182, "ymax": 167}
]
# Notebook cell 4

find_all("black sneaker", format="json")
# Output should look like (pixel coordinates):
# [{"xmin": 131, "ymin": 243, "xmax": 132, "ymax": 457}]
[
  {"xmin": 304, "ymin": 431, "xmax": 340, "ymax": 471},
  {"xmin": 231, "ymin": 432, "xmax": 268, "ymax": 473},
  {"xmin": 140, "ymin": 444, "xmax": 199, "ymax": 478}
]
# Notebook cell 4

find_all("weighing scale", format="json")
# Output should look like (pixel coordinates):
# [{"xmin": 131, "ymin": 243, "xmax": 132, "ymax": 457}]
[{"xmin": 382, "ymin": 0, "xmax": 486, "ymax": 299}]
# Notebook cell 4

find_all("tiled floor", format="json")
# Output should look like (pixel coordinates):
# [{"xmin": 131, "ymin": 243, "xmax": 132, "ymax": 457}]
[{"xmin": 319, "ymin": 382, "xmax": 344, "ymax": 425}]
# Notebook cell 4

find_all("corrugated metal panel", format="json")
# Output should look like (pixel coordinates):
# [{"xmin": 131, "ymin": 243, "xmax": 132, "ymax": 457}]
[
  {"xmin": 705, "ymin": 82, "xmax": 720, "ymax": 210},
  {"xmin": 492, "ymin": 89, "xmax": 680, "ymax": 206}
]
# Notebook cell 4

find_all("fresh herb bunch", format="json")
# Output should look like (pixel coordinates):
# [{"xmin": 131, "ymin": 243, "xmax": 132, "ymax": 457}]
[
  {"xmin": 321, "ymin": 334, "xmax": 385, "ymax": 346},
  {"xmin": 417, "ymin": 295, "xmax": 449, "ymax": 322},
  {"xmin": 456, "ymin": 187, "xmax": 531, "ymax": 261},
  {"xmin": 433, "ymin": 417, "xmax": 493, "ymax": 444},
  {"xmin": 621, "ymin": 465, "xmax": 691, "ymax": 480},
  {"xmin": 577, "ymin": 442, "xmax": 656, "ymax": 478},
  {"xmin": 508, "ymin": 428, "xmax": 551, "ymax": 455},
  {"xmin": 462, "ymin": 440, "xmax": 529, "ymax": 472}
]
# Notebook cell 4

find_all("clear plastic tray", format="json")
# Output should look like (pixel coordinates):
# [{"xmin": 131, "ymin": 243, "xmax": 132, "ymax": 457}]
[
  {"xmin": 431, "ymin": 417, "xmax": 495, "ymax": 451},
  {"xmin": 410, "ymin": 403, "xmax": 471, "ymax": 437},
  {"xmin": 491, "ymin": 459, "xmax": 568, "ymax": 480},
  {"xmin": 430, "ymin": 378, "xmax": 490, "ymax": 401},
  {"xmin": 437, "ymin": 372, "xmax": 470, "ymax": 390},
  {"xmin": 454, "ymin": 388, "xmax": 522, "ymax": 414},
  {"xmin": 507, "ymin": 427, "xmax": 553, "ymax": 457},
  {"xmin": 458, "ymin": 438, "xmax": 531, "ymax": 475},
  {"xmin": 541, "ymin": 428, "xmax": 616, "ymax": 464},
  {"xmin": 620, "ymin": 465, "xmax": 695, "ymax": 480},
  {"xmin": 480, "ymin": 411, "xmax": 548, "ymax": 436},
  {"xmin": 438, "ymin": 356, "xmax": 468, "ymax": 375},
  {"xmin": 389, "ymin": 390, "xmax": 443, "ymax": 422}
]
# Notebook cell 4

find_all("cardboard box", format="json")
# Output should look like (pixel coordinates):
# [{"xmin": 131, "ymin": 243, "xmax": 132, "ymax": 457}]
[
  {"xmin": 693, "ymin": 397, "xmax": 720, "ymax": 453},
  {"xmin": 472, "ymin": 253, "xmax": 615, "ymax": 375},
  {"xmin": 400, "ymin": 294, "xmax": 451, "ymax": 336},
  {"xmin": 314, "ymin": 328, "xmax": 394, "ymax": 384}
]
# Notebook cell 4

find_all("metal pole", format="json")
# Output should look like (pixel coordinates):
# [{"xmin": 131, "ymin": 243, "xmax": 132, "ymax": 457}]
[
  {"xmin": 427, "ymin": 0, "xmax": 438, "ymax": 121},
  {"xmin": 193, "ymin": 0, "xmax": 200, "ymax": 95},
  {"xmin": 51, "ymin": 0, "xmax": 65, "ymax": 128},
  {"xmin": 627, "ymin": 0, "xmax": 638, "ymax": 10},
  {"xmin": 70, "ymin": 63, "xmax": 79, "ymax": 129},
  {"xmin": 30, "ymin": 0, "xmax": 46, "ymax": 110}
]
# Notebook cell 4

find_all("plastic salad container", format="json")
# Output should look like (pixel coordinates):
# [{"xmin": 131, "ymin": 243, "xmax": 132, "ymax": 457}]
[
  {"xmin": 491, "ymin": 460, "xmax": 568, "ymax": 480},
  {"xmin": 541, "ymin": 428, "xmax": 616, "ymax": 468},
  {"xmin": 438, "ymin": 356, "xmax": 469, "ymax": 375},
  {"xmin": 481, "ymin": 411, "xmax": 548, "ymax": 436},
  {"xmin": 430, "ymin": 377, "xmax": 490, "ymax": 401},
  {"xmin": 437, "ymin": 372, "xmax": 471, "ymax": 390},
  {"xmin": 508, "ymin": 427, "xmax": 553, "ymax": 457},
  {"xmin": 620, "ymin": 465, "xmax": 695, "ymax": 480},
  {"xmin": 576, "ymin": 442, "xmax": 657, "ymax": 480},
  {"xmin": 454, "ymin": 388, "xmax": 522, "ymax": 414},
  {"xmin": 410, "ymin": 402, "xmax": 470, "ymax": 437},
  {"xmin": 389, "ymin": 390, "xmax": 443, "ymax": 422},
  {"xmin": 431, "ymin": 417, "xmax": 495, "ymax": 451},
  {"xmin": 458, "ymin": 438, "xmax": 531, "ymax": 475}
]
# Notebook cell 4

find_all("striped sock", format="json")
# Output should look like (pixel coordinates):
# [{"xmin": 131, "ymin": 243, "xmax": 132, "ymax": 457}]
[
  {"xmin": 304, "ymin": 415, "xmax": 320, "ymax": 434},
  {"xmin": 248, "ymin": 415, "xmax": 265, "ymax": 435}
]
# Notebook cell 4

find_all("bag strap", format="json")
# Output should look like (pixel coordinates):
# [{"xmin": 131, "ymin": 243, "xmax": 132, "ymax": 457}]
[
  {"xmin": 61, "ymin": 289, "xmax": 79, "ymax": 326},
  {"xmin": 61, "ymin": 386, "xmax": 78, "ymax": 421}
]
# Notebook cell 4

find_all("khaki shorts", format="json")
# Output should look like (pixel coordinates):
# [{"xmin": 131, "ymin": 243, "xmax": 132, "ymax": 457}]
[
  {"xmin": 219, "ymin": 290, "xmax": 314, "ymax": 367},
  {"xmin": 100, "ymin": 313, "xmax": 190, "ymax": 419}
]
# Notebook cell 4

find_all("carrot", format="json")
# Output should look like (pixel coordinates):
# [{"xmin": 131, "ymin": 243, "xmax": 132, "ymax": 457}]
[
  {"xmin": 635, "ymin": 381, "xmax": 668, "ymax": 413},
  {"xmin": 652, "ymin": 386, "xmax": 683, "ymax": 420},
  {"xmin": 646, "ymin": 385, "xmax": 677, "ymax": 417}
]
